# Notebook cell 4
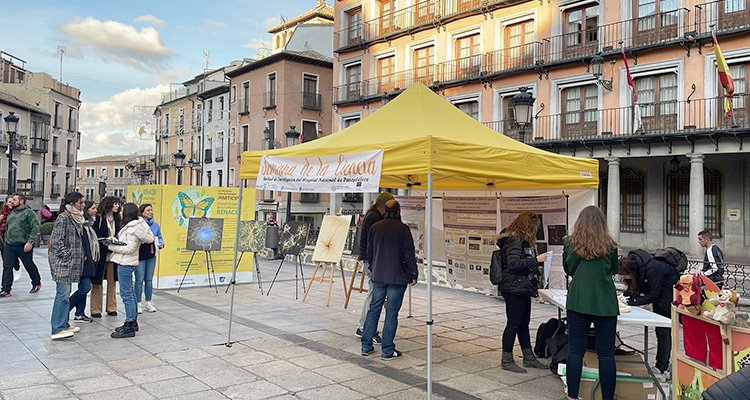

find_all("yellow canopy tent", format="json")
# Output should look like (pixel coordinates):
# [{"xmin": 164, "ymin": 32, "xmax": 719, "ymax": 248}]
[
  {"xmin": 237, "ymin": 82, "xmax": 599, "ymax": 399},
  {"xmin": 240, "ymin": 82, "xmax": 598, "ymax": 190}
]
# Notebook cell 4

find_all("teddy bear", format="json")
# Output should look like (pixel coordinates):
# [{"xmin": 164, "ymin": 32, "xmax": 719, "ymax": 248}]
[
  {"xmin": 673, "ymin": 274, "xmax": 702, "ymax": 314},
  {"xmin": 703, "ymin": 288, "xmax": 739, "ymax": 343}
]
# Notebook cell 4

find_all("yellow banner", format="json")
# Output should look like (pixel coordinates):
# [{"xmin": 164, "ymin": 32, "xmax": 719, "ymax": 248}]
[{"xmin": 126, "ymin": 185, "xmax": 256, "ymax": 289}]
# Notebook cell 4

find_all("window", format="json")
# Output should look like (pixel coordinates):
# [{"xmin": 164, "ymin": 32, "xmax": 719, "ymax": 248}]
[
  {"xmin": 101, "ymin": 168, "xmax": 107, "ymax": 178},
  {"xmin": 229, "ymin": 168, "xmax": 235, "ymax": 186},
  {"xmin": 561, "ymin": 84, "xmax": 598, "ymax": 138},
  {"xmin": 302, "ymin": 121, "xmax": 318, "ymax": 142},
  {"xmin": 266, "ymin": 73, "xmax": 276, "ymax": 108},
  {"xmin": 379, "ymin": 0, "xmax": 395, "ymax": 35},
  {"xmin": 68, "ymin": 107, "xmax": 76, "ymax": 131},
  {"xmin": 165, "ymin": 113, "xmax": 170, "ymax": 134},
  {"xmin": 666, "ymin": 165, "xmax": 723, "ymax": 237},
  {"xmin": 342, "ymin": 115, "xmax": 360, "ymax": 128},
  {"xmin": 634, "ymin": 0, "xmax": 679, "ymax": 45},
  {"xmin": 178, "ymin": 108, "xmax": 185, "ymax": 134},
  {"xmin": 344, "ymin": 63, "xmax": 362, "ymax": 100},
  {"xmin": 721, "ymin": 0, "xmax": 750, "ymax": 30},
  {"xmin": 723, "ymin": 63, "xmax": 748, "ymax": 123},
  {"xmin": 163, "ymin": 171, "xmax": 167, "ymax": 184},
  {"xmin": 86, "ymin": 188, "xmax": 95, "ymax": 200},
  {"xmin": 32, "ymin": 163, "xmax": 39, "ymax": 182},
  {"xmin": 636, "ymin": 72, "xmax": 677, "ymax": 132},
  {"xmin": 230, "ymin": 85, "xmax": 236, "ymax": 103},
  {"xmin": 114, "ymin": 168, "xmax": 124, "ymax": 178},
  {"xmin": 242, "ymin": 125, "xmax": 249, "ymax": 151},
  {"xmin": 207, "ymin": 171, "xmax": 212, "ymax": 186},
  {"xmin": 54, "ymin": 102, "xmax": 62, "ymax": 128},
  {"xmin": 303, "ymin": 74, "xmax": 320, "ymax": 109},
  {"xmin": 455, "ymin": 33, "xmax": 481, "ymax": 80},
  {"xmin": 377, "ymin": 56, "xmax": 396, "ymax": 92},
  {"xmin": 564, "ymin": 4, "xmax": 599, "ymax": 57},
  {"xmin": 75, "ymin": 168, "xmax": 80, "ymax": 179},
  {"xmin": 219, "ymin": 96, "xmax": 225, "ymax": 119},
  {"xmin": 504, "ymin": 20, "xmax": 535, "ymax": 69},
  {"xmin": 413, "ymin": 45, "xmax": 435, "ymax": 85},
  {"xmin": 499, "ymin": 94, "xmax": 526, "ymax": 140},
  {"xmin": 266, "ymin": 120, "xmax": 276, "ymax": 149},
  {"xmin": 415, "ymin": 0, "xmax": 437, "ymax": 24},
  {"xmin": 705, "ymin": 168, "xmax": 722, "ymax": 236},
  {"xmin": 620, "ymin": 168, "xmax": 645, "ymax": 232},
  {"xmin": 218, "ymin": 170, "xmax": 223, "ymax": 187},
  {"xmin": 241, "ymin": 82, "xmax": 250, "ymax": 113},
  {"xmin": 86, "ymin": 168, "xmax": 95, "ymax": 178},
  {"xmin": 346, "ymin": 6, "xmax": 363, "ymax": 45},
  {"xmin": 230, "ymin": 127, "xmax": 236, "ymax": 144},
  {"xmin": 457, "ymin": 0, "xmax": 480, "ymax": 12},
  {"xmin": 207, "ymin": 100, "xmax": 213, "ymax": 122},
  {"xmin": 453, "ymin": 99, "xmax": 479, "ymax": 120}
]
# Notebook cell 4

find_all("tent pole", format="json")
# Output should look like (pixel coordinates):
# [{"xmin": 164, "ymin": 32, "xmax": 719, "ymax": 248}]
[
  {"xmin": 226, "ymin": 180, "xmax": 245, "ymax": 347},
  {"xmin": 426, "ymin": 173, "xmax": 433, "ymax": 399}
]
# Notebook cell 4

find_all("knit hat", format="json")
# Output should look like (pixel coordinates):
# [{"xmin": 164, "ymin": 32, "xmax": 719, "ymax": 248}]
[{"xmin": 375, "ymin": 191, "xmax": 395, "ymax": 206}]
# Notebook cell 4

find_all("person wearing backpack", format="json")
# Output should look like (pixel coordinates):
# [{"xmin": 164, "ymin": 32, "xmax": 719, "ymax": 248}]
[
  {"xmin": 618, "ymin": 249, "xmax": 679, "ymax": 377},
  {"xmin": 563, "ymin": 206, "xmax": 619, "ymax": 400},
  {"xmin": 496, "ymin": 211, "xmax": 548, "ymax": 373}
]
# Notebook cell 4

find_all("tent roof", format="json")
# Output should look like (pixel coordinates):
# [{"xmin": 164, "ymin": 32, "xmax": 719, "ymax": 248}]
[{"xmin": 240, "ymin": 83, "xmax": 599, "ymax": 190}]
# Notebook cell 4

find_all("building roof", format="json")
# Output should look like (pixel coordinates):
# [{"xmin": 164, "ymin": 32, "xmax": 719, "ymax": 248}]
[
  {"xmin": 198, "ymin": 83, "xmax": 230, "ymax": 100},
  {"xmin": 0, "ymin": 91, "xmax": 50, "ymax": 115},
  {"xmin": 225, "ymin": 50, "xmax": 332, "ymax": 78},
  {"xmin": 267, "ymin": 1, "xmax": 334, "ymax": 34},
  {"xmin": 77, "ymin": 155, "xmax": 131, "ymax": 164}
]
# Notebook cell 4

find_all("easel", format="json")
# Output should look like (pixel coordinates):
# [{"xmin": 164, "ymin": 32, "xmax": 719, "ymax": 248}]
[
  {"xmin": 303, "ymin": 260, "xmax": 348, "ymax": 307},
  {"xmin": 344, "ymin": 259, "xmax": 369, "ymax": 309},
  {"xmin": 177, "ymin": 250, "xmax": 218, "ymax": 293},
  {"xmin": 224, "ymin": 251, "xmax": 264, "ymax": 295},
  {"xmin": 266, "ymin": 254, "xmax": 307, "ymax": 299}
]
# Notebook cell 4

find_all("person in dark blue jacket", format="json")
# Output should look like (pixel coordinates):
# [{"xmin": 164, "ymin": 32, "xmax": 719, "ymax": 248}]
[
  {"xmin": 619, "ymin": 249, "xmax": 679, "ymax": 375},
  {"xmin": 361, "ymin": 199, "xmax": 418, "ymax": 360}
]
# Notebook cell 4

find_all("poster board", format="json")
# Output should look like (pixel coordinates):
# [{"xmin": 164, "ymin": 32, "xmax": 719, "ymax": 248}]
[
  {"xmin": 186, "ymin": 218, "xmax": 224, "ymax": 251},
  {"xmin": 280, "ymin": 221, "xmax": 309, "ymax": 256},
  {"xmin": 312, "ymin": 215, "xmax": 353, "ymax": 263},
  {"xmin": 237, "ymin": 220, "xmax": 267, "ymax": 253},
  {"xmin": 442, "ymin": 197, "xmax": 497, "ymax": 291},
  {"xmin": 126, "ymin": 185, "xmax": 256, "ymax": 289}
]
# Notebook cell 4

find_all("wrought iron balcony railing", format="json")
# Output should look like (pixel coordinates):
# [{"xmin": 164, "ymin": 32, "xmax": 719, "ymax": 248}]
[
  {"xmin": 302, "ymin": 92, "xmax": 322, "ymax": 110},
  {"xmin": 214, "ymin": 148, "xmax": 224, "ymax": 162},
  {"xmin": 30, "ymin": 137, "xmax": 48, "ymax": 153},
  {"xmin": 51, "ymin": 151, "xmax": 60, "ymax": 165},
  {"xmin": 204, "ymin": 149, "xmax": 213, "ymax": 164}
]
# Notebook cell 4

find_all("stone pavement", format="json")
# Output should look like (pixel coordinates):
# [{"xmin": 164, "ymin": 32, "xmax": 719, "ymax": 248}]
[{"xmin": 0, "ymin": 249, "xmax": 662, "ymax": 399}]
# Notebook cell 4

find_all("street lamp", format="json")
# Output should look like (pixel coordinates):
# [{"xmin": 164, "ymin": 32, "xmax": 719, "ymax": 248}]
[
  {"xmin": 591, "ymin": 53, "xmax": 613, "ymax": 91},
  {"xmin": 187, "ymin": 159, "xmax": 195, "ymax": 185},
  {"xmin": 510, "ymin": 87, "xmax": 535, "ymax": 143},
  {"xmin": 4, "ymin": 112, "xmax": 19, "ymax": 194},
  {"xmin": 98, "ymin": 175, "xmax": 107, "ymax": 201},
  {"xmin": 173, "ymin": 149, "xmax": 186, "ymax": 185},
  {"xmin": 283, "ymin": 126, "xmax": 300, "ymax": 223}
]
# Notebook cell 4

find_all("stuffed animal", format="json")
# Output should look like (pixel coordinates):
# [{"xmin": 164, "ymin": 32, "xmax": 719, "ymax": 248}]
[
  {"xmin": 673, "ymin": 274, "xmax": 702, "ymax": 314},
  {"xmin": 703, "ymin": 288, "xmax": 739, "ymax": 343}
]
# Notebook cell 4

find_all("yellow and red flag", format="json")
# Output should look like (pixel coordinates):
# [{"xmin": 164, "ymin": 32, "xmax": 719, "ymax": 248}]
[{"xmin": 713, "ymin": 32, "xmax": 734, "ymax": 117}]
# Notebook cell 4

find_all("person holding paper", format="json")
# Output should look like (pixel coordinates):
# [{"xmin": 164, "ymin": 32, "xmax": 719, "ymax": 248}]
[
  {"xmin": 496, "ymin": 211, "xmax": 547, "ymax": 373},
  {"xmin": 563, "ymin": 206, "xmax": 619, "ymax": 400}
]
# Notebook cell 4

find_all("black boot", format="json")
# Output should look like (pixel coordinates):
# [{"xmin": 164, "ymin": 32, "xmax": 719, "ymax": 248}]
[
  {"xmin": 115, "ymin": 319, "xmax": 138, "ymax": 332},
  {"xmin": 111, "ymin": 321, "xmax": 136, "ymax": 338}
]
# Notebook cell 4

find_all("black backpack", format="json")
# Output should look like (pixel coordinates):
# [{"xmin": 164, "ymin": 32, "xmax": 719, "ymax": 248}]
[
  {"xmin": 489, "ymin": 237, "xmax": 507, "ymax": 286},
  {"xmin": 534, "ymin": 318, "xmax": 566, "ymax": 358},
  {"xmin": 653, "ymin": 247, "xmax": 688, "ymax": 274}
]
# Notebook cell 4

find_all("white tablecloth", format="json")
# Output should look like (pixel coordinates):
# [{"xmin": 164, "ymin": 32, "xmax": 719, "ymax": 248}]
[{"xmin": 539, "ymin": 289, "xmax": 671, "ymax": 329}]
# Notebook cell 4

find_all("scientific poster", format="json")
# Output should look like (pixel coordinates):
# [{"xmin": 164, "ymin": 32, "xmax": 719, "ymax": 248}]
[
  {"xmin": 442, "ymin": 197, "xmax": 498, "ymax": 291},
  {"xmin": 186, "ymin": 218, "xmax": 224, "ymax": 251},
  {"xmin": 499, "ymin": 195, "xmax": 567, "ymax": 289},
  {"xmin": 237, "ymin": 221, "xmax": 267, "ymax": 253},
  {"xmin": 395, "ymin": 196, "xmax": 426, "ymax": 260},
  {"xmin": 279, "ymin": 221, "xmax": 310, "ymax": 256},
  {"xmin": 312, "ymin": 215, "xmax": 353, "ymax": 263}
]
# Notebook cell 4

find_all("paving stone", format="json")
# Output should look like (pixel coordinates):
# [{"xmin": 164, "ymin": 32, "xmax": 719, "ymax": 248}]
[
  {"xmin": 78, "ymin": 385, "xmax": 155, "ymax": 400},
  {"xmin": 65, "ymin": 374, "xmax": 132, "ymax": 394},
  {"xmin": 287, "ymin": 353, "xmax": 340, "ymax": 369},
  {"xmin": 123, "ymin": 364, "xmax": 187, "ymax": 384},
  {"xmin": 377, "ymin": 387, "xmax": 448, "ymax": 400},
  {"xmin": 314, "ymin": 363, "xmax": 373, "ymax": 382},
  {"xmin": 157, "ymin": 348, "xmax": 213, "ymax": 363},
  {"xmin": 222, "ymin": 349, "xmax": 278, "ymax": 367},
  {"xmin": 50, "ymin": 362, "xmax": 116, "ymax": 381},
  {"xmin": 248, "ymin": 360, "xmax": 305, "ymax": 379},
  {"xmin": 0, "ymin": 371, "xmax": 55, "ymax": 390},
  {"xmin": 164, "ymin": 390, "xmax": 229, "ymax": 400},
  {"xmin": 265, "ymin": 370, "xmax": 335, "ymax": 392},
  {"xmin": 107, "ymin": 355, "xmax": 166, "ymax": 372},
  {"xmin": 141, "ymin": 376, "xmax": 211, "ymax": 398},
  {"xmin": 220, "ymin": 381, "xmax": 289, "ymax": 400},
  {"xmin": 440, "ymin": 374, "xmax": 509, "ymax": 396},
  {"xmin": 295, "ymin": 384, "xmax": 369, "ymax": 400},
  {"xmin": 2, "ymin": 383, "xmax": 72, "ymax": 400},
  {"xmin": 340, "ymin": 374, "xmax": 411, "ymax": 397}
]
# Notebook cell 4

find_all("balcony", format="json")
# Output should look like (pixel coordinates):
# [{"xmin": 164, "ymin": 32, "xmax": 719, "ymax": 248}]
[
  {"xmin": 264, "ymin": 92, "xmax": 276, "ymax": 109},
  {"xmin": 192, "ymin": 114, "xmax": 202, "ymax": 132},
  {"xmin": 214, "ymin": 148, "xmax": 224, "ymax": 162},
  {"xmin": 68, "ymin": 118, "xmax": 77, "ymax": 132},
  {"xmin": 157, "ymin": 154, "xmax": 171, "ymax": 168},
  {"xmin": 51, "ymin": 151, "xmax": 61, "ymax": 165},
  {"xmin": 133, "ymin": 162, "xmax": 153, "ymax": 175},
  {"xmin": 30, "ymin": 137, "xmax": 48, "ymax": 153},
  {"xmin": 31, "ymin": 181, "xmax": 43, "ymax": 196},
  {"xmin": 695, "ymin": 1, "xmax": 750, "ymax": 35},
  {"xmin": 51, "ymin": 184, "xmax": 61, "ymax": 197},
  {"xmin": 302, "ymin": 92, "xmax": 321, "ymax": 110},
  {"xmin": 9, "ymin": 135, "xmax": 27, "ymax": 151},
  {"xmin": 67, "ymin": 153, "xmax": 75, "ymax": 167},
  {"xmin": 176, "ymin": 123, "xmax": 185, "ymax": 135},
  {"xmin": 483, "ymin": 94, "xmax": 750, "ymax": 145},
  {"xmin": 0, "ymin": 133, "xmax": 7, "ymax": 147},
  {"xmin": 190, "ymin": 150, "xmax": 202, "ymax": 164},
  {"xmin": 159, "ymin": 127, "xmax": 169, "ymax": 138},
  {"xmin": 238, "ymin": 98, "xmax": 250, "ymax": 115},
  {"xmin": 204, "ymin": 149, "xmax": 213, "ymax": 164}
]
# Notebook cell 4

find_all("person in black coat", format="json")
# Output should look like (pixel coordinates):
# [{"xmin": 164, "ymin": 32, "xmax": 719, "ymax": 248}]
[
  {"xmin": 90, "ymin": 196, "xmax": 122, "ymax": 317},
  {"xmin": 496, "ymin": 211, "xmax": 547, "ymax": 373},
  {"xmin": 619, "ymin": 249, "xmax": 680, "ymax": 375}
]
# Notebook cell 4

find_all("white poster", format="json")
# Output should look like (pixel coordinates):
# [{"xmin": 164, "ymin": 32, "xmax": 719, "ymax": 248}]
[
  {"xmin": 443, "ymin": 197, "xmax": 498, "ymax": 291},
  {"xmin": 499, "ymin": 195, "xmax": 568, "ymax": 289},
  {"xmin": 256, "ymin": 150, "xmax": 383, "ymax": 193},
  {"xmin": 395, "ymin": 196, "xmax": 426, "ymax": 261}
]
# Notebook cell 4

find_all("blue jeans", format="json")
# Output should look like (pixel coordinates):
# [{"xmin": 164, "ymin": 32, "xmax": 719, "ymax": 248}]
[
  {"xmin": 51, "ymin": 282, "xmax": 71, "ymax": 334},
  {"xmin": 68, "ymin": 277, "xmax": 92, "ymax": 316},
  {"xmin": 362, "ymin": 281, "xmax": 407, "ymax": 356},
  {"xmin": 136, "ymin": 257, "xmax": 156, "ymax": 302},
  {"xmin": 566, "ymin": 309, "xmax": 618, "ymax": 400},
  {"xmin": 117, "ymin": 265, "xmax": 137, "ymax": 321}
]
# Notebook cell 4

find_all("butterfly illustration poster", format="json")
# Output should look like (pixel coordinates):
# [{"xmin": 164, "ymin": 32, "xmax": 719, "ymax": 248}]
[
  {"xmin": 280, "ymin": 221, "xmax": 310, "ymax": 256},
  {"xmin": 312, "ymin": 215, "xmax": 352, "ymax": 263},
  {"xmin": 126, "ymin": 185, "xmax": 256, "ymax": 289}
]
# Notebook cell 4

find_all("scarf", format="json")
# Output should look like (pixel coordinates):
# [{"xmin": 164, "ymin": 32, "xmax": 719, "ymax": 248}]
[
  {"xmin": 84, "ymin": 220, "xmax": 101, "ymax": 263},
  {"xmin": 65, "ymin": 205, "xmax": 85, "ymax": 235}
]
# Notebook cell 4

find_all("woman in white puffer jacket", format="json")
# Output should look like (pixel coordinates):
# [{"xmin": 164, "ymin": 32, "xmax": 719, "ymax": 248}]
[{"xmin": 109, "ymin": 203, "xmax": 154, "ymax": 338}]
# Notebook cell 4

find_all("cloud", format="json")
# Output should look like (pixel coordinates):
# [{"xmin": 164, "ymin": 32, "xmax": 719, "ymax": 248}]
[
  {"xmin": 265, "ymin": 16, "xmax": 282, "ymax": 29},
  {"xmin": 201, "ymin": 19, "xmax": 228, "ymax": 29},
  {"xmin": 60, "ymin": 17, "xmax": 174, "ymax": 70},
  {"xmin": 135, "ymin": 14, "xmax": 166, "ymax": 27},
  {"xmin": 240, "ymin": 38, "xmax": 273, "ymax": 58},
  {"xmin": 78, "ymin": 84, "xmax": 168, "ymax": 158}
]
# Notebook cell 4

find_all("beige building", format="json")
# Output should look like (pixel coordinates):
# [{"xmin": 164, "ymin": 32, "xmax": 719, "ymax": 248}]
[
  {"xmin": 332, "ymin": 0, "xmax": 750, "ymax": 260},
  {"xmin": 227, "ymin": 2, "xmax": 334, "ymax": 228},
  {"xmin": 76, "ymin": 155, "xmax": 131, "ymax": 201},
  {"xmin": 1, "ymin": 51, "xmax": 81, "ymax": 211}
]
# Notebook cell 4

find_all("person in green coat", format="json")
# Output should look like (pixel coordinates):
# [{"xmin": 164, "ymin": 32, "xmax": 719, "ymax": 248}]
[{"xmin": 563, "ymin": 206, "xmax": 619, "ymax": 400}]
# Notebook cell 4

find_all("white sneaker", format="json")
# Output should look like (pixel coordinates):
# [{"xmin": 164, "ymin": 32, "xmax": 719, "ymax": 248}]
[
  {"xmin": 66, "ymin": 326, "xmax": 81, "ymax": 333},
  {"xmin": 137, "ymin": 303, "xmax": 143, "ymax": 314},
  {"xmin": 144, "ymin": 301, "xmax": 157, "ymax": 312},
  {"xmin": 51, "ymin": 330, "xmax": 74, "ymax": 340}
]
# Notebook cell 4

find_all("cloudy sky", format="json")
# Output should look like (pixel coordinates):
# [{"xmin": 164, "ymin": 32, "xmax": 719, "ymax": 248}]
[{"xmin": 1, "ymin": 0, "xmax": 317, "ymax": 158}]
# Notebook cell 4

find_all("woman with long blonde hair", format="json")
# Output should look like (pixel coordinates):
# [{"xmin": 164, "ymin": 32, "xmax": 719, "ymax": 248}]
[
  {"xmin": 563, "ymin": 206, "xmax": 619, "ymax": 400},
  {"xmin": 496, "ymin": 211, "xmax": 548, "ymax": 373}
]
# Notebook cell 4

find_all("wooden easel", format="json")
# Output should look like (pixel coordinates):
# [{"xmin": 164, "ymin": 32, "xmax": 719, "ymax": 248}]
[
  {"xmin": 302, "ymin": 260, "xmax": 348, "ymax": 307},
  {"xmin": 344, "ymin": 260, "xmax": 369, "ymax": 309}
]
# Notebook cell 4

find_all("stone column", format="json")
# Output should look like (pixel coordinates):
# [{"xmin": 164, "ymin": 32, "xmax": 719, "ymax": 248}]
[
  {"xmin": 605, "ymin": 157, "xmax": 621, "ymax": 242},
  {"xmin": 329, "ymin": 193, "xmax": 341, "ymax": 215},
  {"xmin": 362, "ymin": 192, "xmax": 372, "ymax": 212},
  {"xmin": 689, "ymin": 153, "xmax": 705, "ymax": 257}
]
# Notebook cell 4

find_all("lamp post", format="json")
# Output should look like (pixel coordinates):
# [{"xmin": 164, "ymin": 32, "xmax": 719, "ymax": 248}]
[
  {"xmin": 591, "ymin": 53, "xmax": 613, "ymax": 91},
  {"xmin": 510, "ymin": 87, "xmax": 535, "ymax": 143},
  {"xmin": 187, "ymin": 159, "xmax": 195, "ymax": 185},
  {"xmin": 173, "ymin": 149, "xmax": 186, "ymax": 185},
  {"xmin": 4, "ymin": 112, "xmax": 19, "ymax": 194},
  {"xmin": 284, "ymin": 126, "xmax": 300, "ymax": 223},
  {"xmin": 98, "ymin": 175, "xmax": 107, "ymax": 201}
]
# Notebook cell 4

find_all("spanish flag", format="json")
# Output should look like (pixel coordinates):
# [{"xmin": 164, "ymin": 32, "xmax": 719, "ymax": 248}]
[{"xmin": 713, "ymin": 32, "xmax": 734, "ymax": 117}]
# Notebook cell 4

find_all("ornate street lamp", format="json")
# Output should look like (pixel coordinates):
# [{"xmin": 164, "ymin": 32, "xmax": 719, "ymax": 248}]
[
  {"xmin": 283, "ymin": 126, "xmax": 300, "ymax": 222},
  {"xmin": 4, "ymin": 112, "xmax": 19, "ymax": 194},
  {"xmin": 510, "ymin": 87, "xmax": 535, "ymax": 143},
  {"xmin": 173, "ymin": 149, "xmax": 186, "ymax": 185},
  {"xmin": 591, "ymin": 53, "xmax": 613, "ymax": 91}
]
